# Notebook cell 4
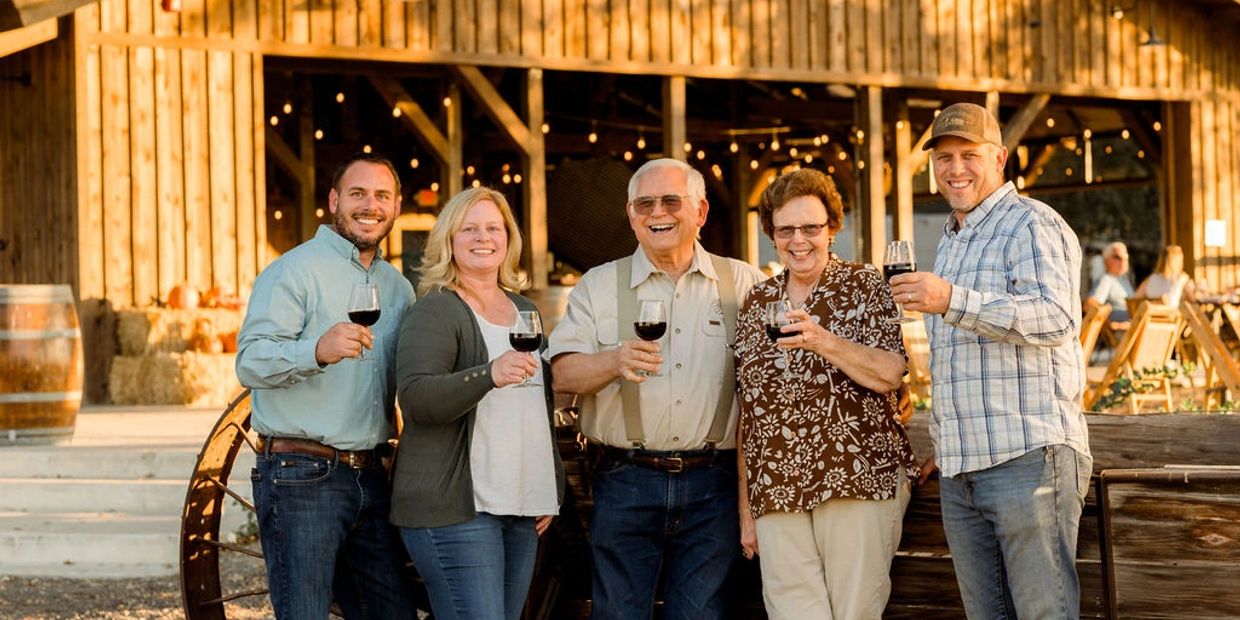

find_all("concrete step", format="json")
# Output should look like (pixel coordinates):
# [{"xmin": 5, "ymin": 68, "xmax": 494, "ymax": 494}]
[
  {"xmin": 0, "ymin": 444, "xmax": 257, "ymax": 481},
  {"xmin": 0, "ymin": 478, "xmax": 191, "ymax": 514}
]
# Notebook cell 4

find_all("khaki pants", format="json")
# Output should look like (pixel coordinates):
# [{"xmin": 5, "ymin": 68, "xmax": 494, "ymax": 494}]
[{"xmin": 754, "ymin": 468, "xmax": 911, "ymax": 620}]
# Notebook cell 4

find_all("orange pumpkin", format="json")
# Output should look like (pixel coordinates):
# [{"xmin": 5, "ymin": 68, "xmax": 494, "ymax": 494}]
[{"xmin": 168, "ymin": 284, "xmax": 200, "ymax": 310}]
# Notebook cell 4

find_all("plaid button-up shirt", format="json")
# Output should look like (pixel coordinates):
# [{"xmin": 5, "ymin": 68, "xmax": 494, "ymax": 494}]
[{"xmin": 926, "ymin": 182, "xmax": 1091, "ymax": 478}]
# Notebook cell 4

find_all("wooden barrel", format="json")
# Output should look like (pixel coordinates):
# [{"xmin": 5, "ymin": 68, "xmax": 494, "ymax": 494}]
[{"xmin": 0, "ymin": 285, "xmax": 83, "ymax": 445}]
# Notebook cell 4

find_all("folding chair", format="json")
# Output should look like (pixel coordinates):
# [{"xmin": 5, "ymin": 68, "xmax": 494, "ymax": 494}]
[
  {"xmin": 1081, "ymin": 302, "xmax": 1113, "ymax": 366},
  {"xmin": 1179, "ymin": 299, "xmax": 1240, "ymax": 408},
  {"xmin": 1084, "ymin": 302, "xmax": 1183, "ymax": 414}
]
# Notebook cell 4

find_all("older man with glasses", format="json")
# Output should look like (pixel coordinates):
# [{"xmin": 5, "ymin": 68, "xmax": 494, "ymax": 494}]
[{"xmin": 546, "ymin": 158, "xmax": 764, "ymax": 619}]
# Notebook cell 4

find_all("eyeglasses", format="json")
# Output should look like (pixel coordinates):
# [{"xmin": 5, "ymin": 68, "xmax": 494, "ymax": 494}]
[
  {"xmin": 631, "ymin": 194, "xmax": 691, "ymax": 215},
  {"xmin": 772, "ymin": 222, "xmax": 828, "ymax": 239}
]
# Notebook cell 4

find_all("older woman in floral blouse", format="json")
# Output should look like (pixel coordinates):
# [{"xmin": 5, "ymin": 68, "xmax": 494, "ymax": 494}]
[{"xmin": 734, "ymin": 168, "xmax": 916, "ymax": 620}]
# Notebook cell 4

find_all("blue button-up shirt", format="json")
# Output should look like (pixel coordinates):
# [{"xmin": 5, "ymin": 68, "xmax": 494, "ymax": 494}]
[
  {"xmin": 926, "ymin": 182, "xmax": 1091, "ymax": 477},
  {"xmin": 236, "ymin": 225, "xmax": 416, "ymax": 450}
]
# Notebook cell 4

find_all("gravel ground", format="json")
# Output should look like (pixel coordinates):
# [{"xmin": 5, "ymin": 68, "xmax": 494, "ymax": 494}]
[{"xmin": 0, "ymin": 553, "xmax": 273, "ymax": 620}]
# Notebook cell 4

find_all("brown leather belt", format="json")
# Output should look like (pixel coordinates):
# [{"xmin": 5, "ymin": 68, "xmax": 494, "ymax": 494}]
[
  {"xmin": 599, "ymin": 445, "xmax": 734, "ymax": 474},
  {"xmin": 257, "ymin": 436, "xmax": 381, "ymax": 470}
]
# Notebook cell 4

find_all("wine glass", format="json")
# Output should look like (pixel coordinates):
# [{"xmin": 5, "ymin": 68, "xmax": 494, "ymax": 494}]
[
  {"xmin": 884, "ymin": 240, "xmax": 917, "ymax": 324},
  {"xmin": 765, "ymin": 300, "xmax": 794, "ymax": 380},
  {"xmin": 508, "ymin": 310, "xmax": 543, "ymax": 387},
  {"xmin": 634, "ymin": 300, "xmax": 667, "ymax": 377},
  {"xmin": 348, "ymin": 283, "xmax": 380, "ymax": 360}
]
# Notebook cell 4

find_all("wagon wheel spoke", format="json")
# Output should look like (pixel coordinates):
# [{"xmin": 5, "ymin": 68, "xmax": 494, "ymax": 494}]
[
  {"xmin": 197, "ymin": 588, "xmax": 270, "ymax": 607},
  {"xmin": 201, "ymin": 475, "xmax": 256, "ymax": 512},
  {"xmin": 198, "ymin": 538, "xmax": 264, "ymax": 560}
]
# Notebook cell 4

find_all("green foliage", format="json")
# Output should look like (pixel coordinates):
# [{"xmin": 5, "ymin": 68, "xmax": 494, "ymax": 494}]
[
  {"xmin": 1094, "ymin": 362, "xmax": 1196, "ymax": 412},
  {"xmin": 233, "ymin": 500, "xmax": 260, "ymax": 545}
]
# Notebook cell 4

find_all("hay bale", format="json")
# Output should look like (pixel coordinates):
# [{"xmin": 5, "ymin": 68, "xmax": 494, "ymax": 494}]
[
  {"xmin": 116, "ymin": 308, "xmax": 244, "ymax": 356},
  {"xmin": 109, "ymin": 352, "xmax": 239, "ymax": 407}
]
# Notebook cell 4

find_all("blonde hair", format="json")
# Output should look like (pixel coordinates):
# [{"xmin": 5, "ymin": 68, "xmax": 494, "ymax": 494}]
[
  {"xmin": 1153, "ymin": 245, "xmax": 1184, "ymax": 278},
  {"xmin": 416, "ymin": 187, "xmax": 527, "ymax": 297}
]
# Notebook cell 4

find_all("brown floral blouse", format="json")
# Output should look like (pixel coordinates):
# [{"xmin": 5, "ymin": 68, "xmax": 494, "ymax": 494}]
[{"xmin": 735, "ymin": 256, "xmax": 918, "ymax": 518}]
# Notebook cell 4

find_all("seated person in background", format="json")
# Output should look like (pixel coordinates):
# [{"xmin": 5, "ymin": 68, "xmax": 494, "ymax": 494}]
[
  {"xmin": 1088, "ymin": 241, "xmax": 1134, "ymax": 328},
  {"xmin": 1135, "ymin": 245, "xmax": 1197, "ymax": 308}
]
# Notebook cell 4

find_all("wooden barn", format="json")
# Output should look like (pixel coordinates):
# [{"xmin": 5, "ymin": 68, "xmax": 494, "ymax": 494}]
[{"xmin": 2, "ymin": 0, "xmax": 1239, "ymax": 386}]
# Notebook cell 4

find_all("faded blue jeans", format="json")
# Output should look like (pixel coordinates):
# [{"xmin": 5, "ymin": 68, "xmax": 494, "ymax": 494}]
[
  {"xmin": 251, "ymin": 451, "xmax": 415, "ymax": 619},
  {"xmin": 588, "ymin": 451, "xmax": 738, "ymax": 620},
  {"xmin": 400, "ymin": 512, "xmax": 539, "ymax": 620},
  {"xmin": 939, "ymin": 444, "xmax": 1093, "ymax": 620}
]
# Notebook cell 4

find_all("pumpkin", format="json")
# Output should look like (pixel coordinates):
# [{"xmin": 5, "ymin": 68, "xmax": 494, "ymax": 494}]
[{"xmin": 168, "ymin": 284, "xmax": 200, "ymax": 310}]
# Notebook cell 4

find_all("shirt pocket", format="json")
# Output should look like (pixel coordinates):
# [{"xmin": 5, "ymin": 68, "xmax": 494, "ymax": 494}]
[{"xmin": 597, "ymin": 318, "xmax": 620, "ymax": 349}]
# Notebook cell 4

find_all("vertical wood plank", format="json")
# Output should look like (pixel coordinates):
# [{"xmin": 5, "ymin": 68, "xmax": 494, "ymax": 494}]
[
  {"xmin": 358, "ymin": 0, "xmax": 380, "ymax": 46},
  {"xmin": 544, "ymin": 0, "xmax": 563, "ymax": 58},
  {"xmin": 857, "ymin": 85, "xmax": 885, "ymax": 269},
  {"xmin": 769, "ymin": 0, "xmax": 787, "ymax": 69},
  {"xmin": 846, "ymin": 0, "xmax": 863, "ymax": 73},
  {"xmin": 208, "ymin": 51, "xmax": 238, "ymax": 292},
  {"xmin": 129, "ymin": 45, "xmax": 158, "ymax": 306},
  {"xmin": 1088, "ymin": 0, "xmax": 1103, "ymax": 87},
  {"xmin": 410, "ymin": 0, "xmax": 430, "ymax": 50},
  {"xmin": 631, "ymin": 0, "xmax": 649, "ymax": 62},
  {"xmin": 78, "ymin": 22, "xmax": 105, "ymax": 300},
  {"xmin": 1151, "ymin": 0, "xmax": 1167, "ymax": 89},
  {"xmin": 975, "ymin": 0, "xmax": 990, "ymax": 78},
  {"xmin": 335, "ymin": 0, "xmax": 359, "ymax": 47},
  {"xmin": 1005, "ymin": 0, "xmax": 1022, "ymax": 82},
  {"xmin": 903, "ymin": 0, "xmax": 920, "ymax": 77},
  {"xmin": 523, "ymin": 68, "xmax": 548, "ymax": 289},
  {"xmin": 456, "ymin": 0, "xmax": 477, "ymax": 53},
  {"xmin": 731, "ymin": 0, "xmax": 748, "ymax": 67},
  {"xmin": 499, "ymin": 0, "xmax": 520, "ymax": 55},
  {"xmin": 789, "ymin": 0, "xmax": 808, "ymax": 70},
  {"xmin": 937, "ymin": 0, "xmax": 955, "ymax": 77},
  {"xmin": 881, "ymin": 0, "xmax": 899, "ymax": 73},
  {"xmin": 809, "ymin": 0, "xmax": 826, "ymax": 70},
  {"xmin": 478, "ymin": 0, "xmax": 498, "ymax": 54},
  {"xmin": 918, "ymin": 0, "xmax": 936, "ymax": 77},
  {"xmin": 564, "ymin": 0, "xmax": 584, "ymax": 58},
  {"xmin": 99, "ymin": 0, "xmax": 127, "ymax": 34},
  {"xmin": 587, "ymin": 0, "xmax": 609, "ymax": 60},
  {"xmin": 234, "ymin": 53, "xmax": 257, "ymax": 291},
  {"xmin": 182, "ymin": 48, "xmax": 211, "ymax": 291},
  {"xmin": 234, "ymin": 0, "xmax": 258, "ymax": 39},
  {"xmin": 256, "ymin": 0, "xmax": 280, "ymax": 41},
  {"xmin": 609, "ymin": 0, "xmax": 630, "ymax": 62},
  {"xmin": 954, "ymin": 0, "xmax": 971, "ymax": 79},
  {"xmin": 867, "ymin": 0, "xmax": 883, "ymax": 73},
  {"xmin": 521, "ymin": 0, "xmax": 543, "ymax": 56},
  {"xmin": 309, "ymin": 0, "xmax": 333, "ymax": 44},
  {"xmin": 252, "ymin": 54, "xmax": 268, "ymax": 274},
  {"xmin": 752, "ymin": 0, "xmax": 769, "ymax": 68},
  {"xmin": 711, "ymin": 0, "xmax": 729, "ymax": 66},
  {"xmin": 1199, "ymin": 97, "xmax": 1217, "ymax": 284},
  {"xmin": 672, "ymin": 0, "xmax": 691, "ymax": 64},
  {"xmin": 384, "ymin": 0, "xmax": 405, "ymax": 47},
  {"xmin": 153, "ymin": 46, "xmax": 186, "ymax": 300},
  {"xmin": 692, "ymin": 0, "xmax": 712, "ymax": 65},
  {"xmin": 1057, "ymin": 0, "xmax": 1072, "ymax": 85},
  {"xmin": 1121, "ymin": 2, "xmax": 1137, "ymax": 88},
  {"xmin": 100, "ymin": 44, "xmax": 133, "ymax": 306},
  {"xmin": 1168, "ymin": 0, "xmax": 1182, "ymax": 92},
  {"xmin": 663, "ymin": 75, "xmax": 686, "ymax": 160}
]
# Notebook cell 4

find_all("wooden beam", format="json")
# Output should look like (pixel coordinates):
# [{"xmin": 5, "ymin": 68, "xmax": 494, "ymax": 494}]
[
  {"xmin": 662, "ymin": 75, "xmax": 686, "ymax": 161},
  {"xmin": 985, "ymin": 90, "xmax": 1000, "ymax": 115},
  {"xmin": 367, "ymin": 74, "xmax": 450, "ymax": 164},
  {"xmin": 0, "ymin": 0, "xmax": 92, "ymax": 31},
  {"xmin": 892, "ymin": 101, "xmax": 914, "ymax": 242},
  {"xmin": 0, "ymin": 15, "xmax": 53, "ymax": 57},
  {"xmin": 1117, "ymin": 108, "xmax": 1162, "ymax": 167},
  {"xmin": 443, "ymin": 81, "xmax": 462, "ymax": 197},
  {"xmin": 450, "ymin": 65, "xmax": 532, "ymax": 156},
  {"xmin": 522, "ymin": 68, "xmax": 548, "ymax": 289},
  {"xmin": 265, "ymin": 125, "xmax": 308, "ymax": 187},
  {"xmin": 857, "ymin": 86, "xmax": 886, "ymax": 269},
  {"xmin": 297, "ymin": 97, "xmax": 317, "ymax": 242},
  {"xmin": 906, "ymin": 120, "xmax": 934, "ymax": 177},
  {"xmin": 1020, "ymin": 144, "xmax": 1057, "ymax": 187},
  {"xmin": 1001, "ymin": 93, "xmax": 1051, "ymax": 151}
]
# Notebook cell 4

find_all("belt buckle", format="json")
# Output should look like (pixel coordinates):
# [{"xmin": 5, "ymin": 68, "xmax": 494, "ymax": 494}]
[
  {"xmin": 344, "ymin": 452, "xmax": 361, "ymax": 469},
  {"xmin": 662, "ymin": 456, "xmax": 684, "ymax": 473}
]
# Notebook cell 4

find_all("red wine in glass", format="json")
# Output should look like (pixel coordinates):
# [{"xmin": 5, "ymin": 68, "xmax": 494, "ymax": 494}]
[
  {"xmin": 884, "ymin": 240, "xmax": 917, "ymax": 324},
  {"xmin": 884, "ymin": 262, "xmax": 916, "ymax": 280},
  {"xmin": 509, "ymin": 311, "xmax": 543, "ymax": 387},
  {"xmin": 765, "ymin": 324, "xmax": 786, "ymax": 342},
  {"xmin": 635, "ymin": 322, "xmax": 667, "ymax": 341},
  {"xmin": 764, "ymin": 300, "xmax": 794, "ymax": 379},
  {"xmin": 348, "ymin": 309, "xmax": 381, "ymax": 327},
  {"xmin": 635, "ymin": 300, "xmax": 667, "ymax": 376},
  {"xmin": 509, "ymin": 332, "xmax": 542, "ymax": 352}
]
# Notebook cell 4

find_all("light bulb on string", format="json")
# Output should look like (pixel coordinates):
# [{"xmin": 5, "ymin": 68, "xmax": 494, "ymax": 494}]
[
  {"xmin": 314, "ymin": 129, "xmax": 323, "ymax": 140},
  {"xmin": 789, "ymin": 147, "xmax": 799, "ymax": 158},
  {"xmin": 1121, "ymin": 129, "xmax": 1130, "ymax": 140},
  {"xmin": 362, "ymin": 145, "xmax": 372, "ymax": 154},
  {"xmin": 1046, "ymin": 117, "xmax": 1056, "ymax": 128},
  {"xmin": 729, "ymin": 140, "xmax": 739, "ymax": 153},
  {"xmin": 541, "ymin": 123, "xmax": 550, "ymax": 134},
  {"xmin": 315, "ymin": 208, "xmax": 324, "ymax": 218},
  {"xmin": 1152, "ymin": 121, "xmax": 1162, "ymax": 132},
  {"xmin": 683, "ymin": 142, "xmax": 693, "ymax": 153},
  {"xmin": 588, "ymin": 122, "xmax": 598, "ymax": 144},
  {"xmin": 696, "ymin": 150, "xmax": 705, "ymax": 160},
  {"xmin": 804, "ymin": 154, "xmax": 813, "ymax": 163},
  {"xmin": 410, "ymin": 158, "xmax": 420, "ymax": 169},
  {"xmin": 282, "ymin": 102, "xmax": 292, "ymax": 114},
  {"xmin": 430, "ymin": 182, "xmax": 440, "ymax": 192},
  {"xmin": 442, "ymin": 96, "xmax": 452, "ymax": 107},
  {"xmin": 466, "ymin": 165, "xmax": 476, "ymax": 175},
  {"xmin": 392, "ymin": 107, "xmax": 402, "ymax": 118},
  {"xmin": 749, "ymin": 160, "xmax": 759, "ymax": 170},
  {"xmin": 503, "ymin": 173, "xmax": 512, "ymax": 184},
  {"xmin": 813, "ymin": 136, "xmax": 822, "ymax": 147},
  {"xmin": 636, "ymin": 133, "xmax": 646, "ymax": 150},
  {"xmin": 623, "ymin": 151, "xmax": 633, "ymax": 161},
  {"xmin": 335, "ymin": 92, "xmax": 345, "ymax": 103},
  {"xmin": 273, "ymin": 210, "xmax": 283, "ymax": 220},
  {"xmin": 269, "ymin": 116, "xmax": 279, "ymax": 127},
  {"xmin": 513, "ymin": 174, "xmax": 522, "ymax": 184},
  {"xmin": 471, "ymin": 179, "xmax": 481, "ymax": 188},
  {"xmin": 770, "ymin": 131, "xmax": 780, "ymax": 151}
]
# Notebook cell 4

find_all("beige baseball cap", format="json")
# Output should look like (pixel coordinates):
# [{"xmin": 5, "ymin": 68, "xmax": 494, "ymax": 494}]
[{"xmin": 923, "ymin": 102, "xmax": 1003, "ymax": 150}]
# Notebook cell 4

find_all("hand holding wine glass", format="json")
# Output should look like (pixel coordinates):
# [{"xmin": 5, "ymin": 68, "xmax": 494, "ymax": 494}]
[
  {"xmin": 884, "ymin": 240, "xmax": 917, "ymax": 324},
  {"xmin": 348, "ymin": 283, "xmax": 381, "ymax": 359},
  {"xmin": 764, "ymin": 300, "xmax": 795, "ymax": 379},
  {"xmin": 507, "ymin": 310, "xmax": 543, "ymax": 387},
  {"xmin": 634, "ymin": 300, "xmax": 667, "ymax": 377}
]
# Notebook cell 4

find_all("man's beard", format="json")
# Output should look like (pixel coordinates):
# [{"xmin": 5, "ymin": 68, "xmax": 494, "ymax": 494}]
[{"xmin": 333, "ymin": 210, "xmax": 394, "ymax": 252}]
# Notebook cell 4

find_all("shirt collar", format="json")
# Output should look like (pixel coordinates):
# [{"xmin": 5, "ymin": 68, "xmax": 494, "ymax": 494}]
[
  {"xmin": 315, "ymin": 224, "xmax": 384, "ymax": 266},
  {"xmin": 942, "ymin": 181, "xmax": 1017, "ymax": 234},
  {"xmin": 629, "ymin": 241, "xmax": 716, "ymax": 288}
]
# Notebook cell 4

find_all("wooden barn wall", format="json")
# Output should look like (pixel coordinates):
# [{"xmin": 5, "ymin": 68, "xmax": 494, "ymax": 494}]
[
  {"xmin": 69, "ymin": 0, "xmax": 1240, "ymax": 297},
  {"xmin": 73, "ymin": 0, "xmax": 265, "ymax": 307},
  {"xmin": 0, "ymin": 20, "xmax": 78, "ymax": 291}
]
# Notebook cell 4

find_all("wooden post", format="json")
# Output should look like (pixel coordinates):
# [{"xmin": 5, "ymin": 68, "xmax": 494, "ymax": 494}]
[
  {"xmin": 663, "ymin": 76, "xmax": 686, "ymax": 161},
  {"xmin": 893, "ymin": 100, "xmax": 914, "ymax": 243},
  {"xmin": 524, "ymin": 69, "xmax": 548, "ymax": 289},
  {"xmin": 857, "ymin": 86, "xmax": 885, "ymax": 268},
  {"xmin": 445, "ymin": 82, "xmax": 463, "ymax": 197},
  {"xmin": 1002, "ymin": 93, "xmax": 1051, "ymax": 151},
  {"xmin": 297, "ymin": 96, "xmax": 317, "ymax": 243},
  {"xmin": 732, "ymin": 151, "xmax": 753, "ymax": 262}
]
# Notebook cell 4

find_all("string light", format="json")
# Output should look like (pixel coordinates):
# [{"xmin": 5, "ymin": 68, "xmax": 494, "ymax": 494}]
[
  {"xmin": 813, "ymin": 136, "xmax": 822, "ymax": 146},
  {"xmin": 789, "ymin": 147, "xmax": 799, "ymax": 158},
  {"xmin": 273, "ymin": 210, "xmax": 283, "ymax": 220},
  {"xmin": 623, "ymin": 151, "xmax": 633, "ymax": 161},
  {"xmin": 442, "ymin": 96, "xmax": 452, "ymax": 107},
  {"xmin": 1152, "ymin": 121, "xmax": 1162, "ymax": 132},
  {"xmin": 827, "ymin": 165, "xmax": 836, "ymax": 174},
  {"xmin": 588, "ymin": 121, "xmax": 598, "ymax": 144},
  {"xmin": 502, "ymin": 163, "xmax": 511, "ymax": 172},
  {"xmin": 335, "ymin": 92, "xmax": 345, "ymax": 103},
  {"xmin": 541, "ymin": 123, "xmax": 550, "ymax": 134},
  {"xmin": 314, "ymin": 129, "xmax": 323, "ymax": 140},
  {"xmin": 820, "ymin": 134, "xmax": 830, "ymax": 144},
  {"xmin": 466, "ymin": 165, "xmax": 476, "ymax": 175},
  {"xmin": 770, "ymin": 131, "xmax": 781, "ymax": 152},
  {"xmin": 804, "ymin": 154, "xmax": 813, "ymax": 163},
  {"xmin": 1137, "ymin": 149, "xmax": 1145, "ymax": 158},
  {"xmin": 683, "ymin": 142, "xmax": 693, "ymax": 153},
  {"xmin": 856, "ymin": 129, "xmax": 865, "ymax": 141},
  {"xmin": 1065, "ymin": 167, "xmax": 1074, "ymax": 176},
  {"xmin": 282, "ymin": 102, "xmax": 292, "ymax": 114},
  {"xmin": 696, "ymin": 150, "xmax": 706, "ymax": 160},
  {"xmin": 729, "ymin": 140, "xmax": 739, "ymax": 153},
  {"xmin": 362, "ymin": 145, "xmax": 372, "ymax": 153},
  {"xmin": 749, "ymin": 160, "xmax": 759, "ymax": 170},
  {"xmin": 269, "ymin": 116, "xmax": 279, "ymax": 126},
  {"xmin": 410, "ymin": 158, "xmax": 420, "ymax": 169},
  {"xmin": 503, "ymin": 173, "xmax": 512, "ymax": 184},
  {"xmin": 392, "ymin": 107, "xmax": 402, "ymax": 118},
  {"xmin": 513, "ymin": 174, "xmax": 523, "ymax": 184},
  {"xmin": 857, "ymin": 160, "xmax": 866, "ymax": 170},
  {"xmin": 471, "ymin": 179, "xmax": 481, "ymax": 188},
  {"xmin": 1017, "ymin": 176, "xmax": 1027, "ymax": 189},
  {"xmin": 637, "ymin": 133, "xmax": 647, "ymax": 150},
  {"xmin": 837, "ymin": 151, "xmax": 848, "ymax": 161},
  {"xmin": 431, "ymin": 182, "xmax": 440, "ymax": 191},
  {"xmin": 1121, "ymin": 129, "xmax": 1130, "ymax": 140},
  {"xmin": 315, "ymin": 208, "xmax": 324, "ymax": 218},
  {"xmin": 1046, "ymin": 117, "xmax": 1055, "ymax": 128},
  {"xmin": 1105, "ymin": 145, "xmax": 1113, "ymax": 154}
]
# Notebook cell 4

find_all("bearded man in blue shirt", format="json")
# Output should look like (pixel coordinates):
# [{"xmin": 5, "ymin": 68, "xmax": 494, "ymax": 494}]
[
  {"xmin": 237, "ymin": 152, "xmax": 417, "ymax": 619},
  {"xmin": 889, "ymin": 103, "xmax": 1092, "ymax": 619}
]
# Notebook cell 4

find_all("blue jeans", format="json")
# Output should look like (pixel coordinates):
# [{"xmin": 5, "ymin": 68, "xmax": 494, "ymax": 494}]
[
  {"xmin": 251, "ymin": 452, "xmax": 414, "ymax": 619},
  {"xmin": 939, "ymin": 444, "xmax": 1092, "ymax": 620},
  {"xmin": 400, "ymin": 512, "xmax": 539, "ymax": 620},
  {"xmin": 589, "ymin": 452, "xmax": 738, "ymax": 620}
]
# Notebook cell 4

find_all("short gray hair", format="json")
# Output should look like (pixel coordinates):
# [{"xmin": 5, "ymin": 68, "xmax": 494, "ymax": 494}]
[
  {"xmin": 627, "ymin": 158, "xmax": 707, "ymax": 203},
  {"xmin": 1105, "ymin": 242, "xmax": 1128, "ymax": 260}
]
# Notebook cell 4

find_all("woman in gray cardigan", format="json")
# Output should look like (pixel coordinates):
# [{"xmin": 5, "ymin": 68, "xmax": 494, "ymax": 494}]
[{"xmin": 390, "ymin": 187, "xmax": 564, "ymax": 620}]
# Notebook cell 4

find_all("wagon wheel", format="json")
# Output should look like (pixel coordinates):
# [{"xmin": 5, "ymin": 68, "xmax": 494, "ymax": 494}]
[{"xmin": 178, "ymin": 389, "xmax": 436, "ymax": 618}]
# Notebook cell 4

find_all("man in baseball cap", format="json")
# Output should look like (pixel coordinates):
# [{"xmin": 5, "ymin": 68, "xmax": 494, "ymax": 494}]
[{"xmin": 890, "ymin": 101, "xmax": 1092, "ymax": 619}]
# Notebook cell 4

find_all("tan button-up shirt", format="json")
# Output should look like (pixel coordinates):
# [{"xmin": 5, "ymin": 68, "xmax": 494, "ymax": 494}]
[{"xmin": 546, "ymin": 243, "xmax": 764, "ymax": 450}]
